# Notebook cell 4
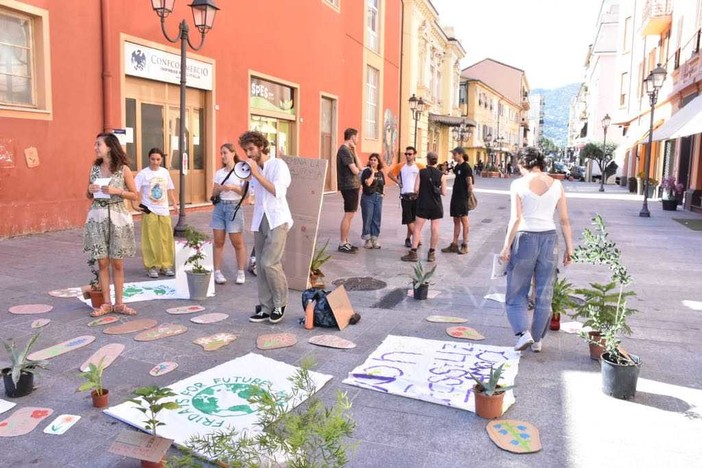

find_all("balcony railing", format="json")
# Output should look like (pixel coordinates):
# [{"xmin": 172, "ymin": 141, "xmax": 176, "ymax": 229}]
[{"xmin": 641, "ymin": 0, "xmax": 672, "ymax": 36}]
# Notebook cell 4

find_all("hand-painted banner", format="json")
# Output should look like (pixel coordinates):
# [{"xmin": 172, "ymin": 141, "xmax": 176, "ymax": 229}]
[
  {"xmin": 342, "ymin": 335, "xmax": 520, "ymax": 413},
  {"xmin": 105, "ymin": 353, "xmax": 332, "ymax": 459}
]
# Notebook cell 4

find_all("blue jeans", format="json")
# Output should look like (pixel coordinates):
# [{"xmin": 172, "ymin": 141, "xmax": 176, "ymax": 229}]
[
  {"xmin": 360, "ymin": 192, "xmax": 383, "ymax": 239},
  {"xmin": 505, "ymin": 230, "xmax": 558, "ymax": 340}
]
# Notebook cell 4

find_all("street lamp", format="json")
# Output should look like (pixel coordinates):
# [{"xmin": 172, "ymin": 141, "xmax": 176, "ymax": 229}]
[
  {"xmin": 640, "ymin": 63, "xmax": 667, "ymax": 218},
  {"xmin": 451, "ymin": 118, "xmax": 472, "ymax": 147},
  {"xmin": 150, "ymin": 0, "xmax": 220, "ymax": 236},
  {"xmin": 484, "ymin": 133, "xmax": 493, "ymax": 167},
  {"xmin": 409, "ymin": 94, "xmax": 425, "ymax": 148},
  {"xmin": 600, "ymin": 113, "xmax": 611, "ymax": 192},
  {"xmin": 495, "ymin": 135, "xmax": 505, "ymax": 171}
]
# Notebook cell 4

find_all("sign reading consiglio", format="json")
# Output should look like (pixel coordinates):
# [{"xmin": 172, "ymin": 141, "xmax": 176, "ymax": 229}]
[{"xmin": 124, "ymin": 41, "xmax": 213, "ymax": 91}]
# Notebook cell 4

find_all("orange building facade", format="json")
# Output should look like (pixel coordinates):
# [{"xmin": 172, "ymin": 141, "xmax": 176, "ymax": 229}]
[{"xmin": 0, "ymin": 0, "xmax": 401, "ymax": 237}]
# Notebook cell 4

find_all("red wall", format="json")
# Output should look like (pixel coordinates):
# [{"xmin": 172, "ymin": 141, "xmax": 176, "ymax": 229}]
[{"xmin": 0, "ymin": 0, "xmax": 401, "ymax": 237}]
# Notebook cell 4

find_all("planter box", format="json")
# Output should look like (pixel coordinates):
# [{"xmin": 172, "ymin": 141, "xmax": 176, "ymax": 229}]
[{"xmin": 549, "ymin": 173, "xmax": 565, "ymax": 180}]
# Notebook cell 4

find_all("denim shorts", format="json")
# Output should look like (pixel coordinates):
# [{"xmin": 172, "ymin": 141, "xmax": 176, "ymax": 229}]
[{"xmin": 209, "ymin": 200, "xmax": 245, "ymax": 233}]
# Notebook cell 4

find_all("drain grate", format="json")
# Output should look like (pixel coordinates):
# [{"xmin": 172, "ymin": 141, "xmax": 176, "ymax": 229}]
[
  {"xmin": 332, "ymin": 277, "xmax": 387, "ymax": 291},
  {"xmin": 481, "ymin": 218, "xmax": 492, "ymax": 223},
  {"xmin": 371, "ymin": 288, "xmax": 406, "ymax": 309}
]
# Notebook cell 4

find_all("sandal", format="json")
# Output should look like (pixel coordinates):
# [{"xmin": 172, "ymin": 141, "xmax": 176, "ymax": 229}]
[
  {"xmin": 90, "ymin": 303, "xmax": 113, "ymax": 317},
  {"xmin": 113, "ymin": 304, "xmax": 137, "ymax": 316}
]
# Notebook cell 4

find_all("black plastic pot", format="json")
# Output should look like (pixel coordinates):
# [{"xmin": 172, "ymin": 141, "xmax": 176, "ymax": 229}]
[
  {"xmin": 2, "ymin": 368, "xmax": 35, "ymax": 398},
  {"xmin": 661, "ymin": 199, "xmax": 678, "ymax": 211},
  {"xmin": 601, "ymin": 353, "xmax": 641, "ymax": 400},
  {"xmin": 413, "ymin": 283, "xmax": 429, "ymax": 300}
]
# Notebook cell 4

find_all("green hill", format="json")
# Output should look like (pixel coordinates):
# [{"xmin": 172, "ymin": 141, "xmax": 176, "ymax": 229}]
[{"xmin": 532, "ymin": 83, "xmax": 580, "ymax": 147}]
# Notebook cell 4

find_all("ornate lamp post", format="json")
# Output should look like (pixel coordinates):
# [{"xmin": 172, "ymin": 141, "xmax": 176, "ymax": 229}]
[
  {"xmin": 408, "ymin": 94, "xmax": 425, "ymax": 149},
  {"xmin": 600, "ymin": 113, "xmax": 611, "ymax": 192},
  {"xmin": 640, "ymin": 64, "xmax": 667, "ymax": 218},
  {"xmin": 451, "ymin": 118, "xmax": 472, "ymax": 147},
  {"xmin": 150, "ymin": 0, "xmax": 219, "ymax": 236},
  {"xmin": 484, "ymin": 133, "xmax": 493, "ymax": 168}
]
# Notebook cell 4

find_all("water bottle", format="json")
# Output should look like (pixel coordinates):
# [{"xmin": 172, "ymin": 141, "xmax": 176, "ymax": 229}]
[{"xmin": 304, "ymin": 300, "xmax": 314, "ymax": 330}]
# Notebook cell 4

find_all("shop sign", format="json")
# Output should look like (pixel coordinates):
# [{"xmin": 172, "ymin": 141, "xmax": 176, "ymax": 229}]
[
  {"xmin": 124, "ymin": 42, "xmax": 213, "ymax": 91},
  {"xmin": 250, "ymin": 77, "xmax": 295, "ymax": 115}
]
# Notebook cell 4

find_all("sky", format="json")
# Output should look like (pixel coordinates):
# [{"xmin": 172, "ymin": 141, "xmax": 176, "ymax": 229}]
[{"xmin": 430, "ymin": 0, "xmax": 602, "ymax": 90}]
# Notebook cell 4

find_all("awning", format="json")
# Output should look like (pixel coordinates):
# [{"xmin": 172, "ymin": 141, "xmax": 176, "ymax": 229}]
[
  {"xmin": 428, "ymin": 113, "xmax": 476, "ymax": 127},
  {"xmin": 652, "ymin": 95, "xmax": 702, "ymax": 141}
]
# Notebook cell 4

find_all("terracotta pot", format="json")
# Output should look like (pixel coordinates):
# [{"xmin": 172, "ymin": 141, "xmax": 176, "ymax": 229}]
[
  {"xmin": 588, "ymin": 331, "xmax": 606, "ymax": 361},
  {"xmin": 91, "ymin": 389, "xmax": 109, "ymax": 408},
  {"xmin": 141, "ymin": 460, "xmax": 165, "ymax": 468},
  {"xmin": 473, "ymin": 386, "xmax": 505, "ymax": 419},
  {"xmin": 89, "ymin": 289, "xmax": 105, "ymax": 308},
  {"xmin": 309, "ymin": 273, "xmax": 325, "ymax": 289},
  {"xmin": 549, "ymin": 313, "xmax": 561, "ymax": 331}
]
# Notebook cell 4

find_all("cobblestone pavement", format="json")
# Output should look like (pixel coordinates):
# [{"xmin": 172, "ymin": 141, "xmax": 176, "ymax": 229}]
[{"xmin": 1, "ymin": 177, "xmax": 701, "ymax": 467}]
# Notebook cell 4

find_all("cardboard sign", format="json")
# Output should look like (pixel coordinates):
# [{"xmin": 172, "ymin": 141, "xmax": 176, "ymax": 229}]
[
  {"xmin": 134, "ymin": 324, "xmax": 187, "ymax": 342},
  {"xmin": 28, "ymin": 336, "xmax": 96, "ymax": 361},
  {"xmin": 87, "ymin": 316, "xmax": 119, "ymax": 327},
  {"xmin": 256, "ymin": 333, "xmax": 297, "ymax": 350},
  {"xmin": 446, "ymin": 326, "xmax": 485, "ymax": 341},
  {"xmin": 425, "ymin": 315, "xmax": 468, "ymax": 323},
  {"xmin": 48, "ymin": 287, "xmax": 83, "ymax": 298},
  {"xmin": 486, "ymin": 420, "xmax": 542, "ymax": 454},
  {"xmin": 190, "ymin": 313, "xmax": 228, "ymax": 324},
  {"xmin": 149, "ymin": 362, "xmax": 178, "ymax": 377},
  {"xmin": 43, "ymin": 415, "xmax": 81, "ymax": 435},
  {"xmin": 308, "ymin": 335, "xmax": 356, "ymax": 349},
  {"xmin": 80, "ymin": 343, "xmax": 125, "ymax": 372},
  {"xmin": 104, "ymin": 319, "xmax": 158, "ymax": 335},
  {"xmin": 326, "ymin": 285, "xmax": 355, "ymax": 330},
  {"xmin": 8, "ymin": 304, "xmax": 53, "ymax": 315},
  {"xmin": 108, "ymin": 430, "xmax": 173, "ymax": 463},
  {"xmin": 0, "ymin": 400, "xmax": 16, "ymax": 415},
  {"xmin": 167, "ymin": 305, "xmax": 205, "ymax": 315},
  {"xmin": 280, "ymin": 156, "xmax": 327, "ymax": 291},
  {"xmin": 193, "ymin": 333, "xmax": 237, "ymax": 351},
  {"xmin": 0, "ymin": 407, "xmax": 53, "ymax": 437}
]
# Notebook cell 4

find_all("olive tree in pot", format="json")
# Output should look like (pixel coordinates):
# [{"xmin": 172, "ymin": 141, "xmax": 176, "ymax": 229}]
[
  {"xmin": 85, "ymin": 256, "xmax": 106, "ymax": 308},
  {"xmin": 128, "ymin": 386, "xmax": 181, "ymax": 468},
  {"xmin": 467, "ymin": 363, "xmax": 514, "ymax": 419},
  {"xmin": 409, "ymin": 261, "xmax": 437, "ymax": 300},
  {"xmin": 1, "ymin": 332, "xmax": 48, "ymax": 398},
  {"xmin": 184, "ymin": 226, "xmax": 211, "ymax": 301},
  {"xmin": 571, "ymin": 215, "xmax": 641, "ymax": 399}
]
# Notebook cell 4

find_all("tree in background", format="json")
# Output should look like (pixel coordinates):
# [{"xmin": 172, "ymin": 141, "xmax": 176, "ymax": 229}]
[{"xmin": 581, "ymin": 142, "xmax": 618, "ymax": 191}]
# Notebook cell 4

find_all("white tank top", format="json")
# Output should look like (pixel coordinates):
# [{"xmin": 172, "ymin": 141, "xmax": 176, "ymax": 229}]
[{"xmin": 511, "ymin": 177, "xmax": 563, "ymax": 232}]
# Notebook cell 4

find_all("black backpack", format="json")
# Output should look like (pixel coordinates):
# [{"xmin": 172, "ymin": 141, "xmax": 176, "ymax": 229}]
[{"xmin": 301, "ymin": 288, "xmax": 338, "ymax": 328}]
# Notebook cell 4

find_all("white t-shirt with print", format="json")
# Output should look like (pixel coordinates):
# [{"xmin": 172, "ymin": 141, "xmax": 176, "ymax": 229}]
[
  {"xmin": 134, "ymin": 167, "xmax": 175, "ymax": 216},
  {"xmin": 214, "ymin": 167, "xmax": 245, "ymax": 201}
]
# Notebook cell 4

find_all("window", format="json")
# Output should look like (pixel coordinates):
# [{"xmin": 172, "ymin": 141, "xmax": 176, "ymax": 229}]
[
  {"xmin": 623, "ymin": 16, "xmax": 632, "ymax": 52},
  {"xmin": 323, "ymin": 0, "xmax": 340, "ymax": 10},
  {"xmin": 365, "ymin": 66, "xmax": 379, "ymax": 138},
  {"xmin": 367, "ymin": 0, "xmax": 379, "ymax": 52},
  {"xmin": 0, "ymin": 3, "xmax": 50, "ymax": 118},
  {"xmin": 620, "ymin": 72, "xmax": 629, "ymax": 107}
]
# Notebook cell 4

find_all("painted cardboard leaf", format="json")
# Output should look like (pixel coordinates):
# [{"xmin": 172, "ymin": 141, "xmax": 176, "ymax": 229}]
[{"xmin": 486, "ymin": 419, "xmax": 542, "ymax": 454}]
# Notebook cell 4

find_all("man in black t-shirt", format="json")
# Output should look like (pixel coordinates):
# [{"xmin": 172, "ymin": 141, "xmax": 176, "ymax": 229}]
[
  {"xmin": 336, "ymin": 128, "xmax": 361, "ymax": 253},
  {"xmin": 441, "ymin": 147, "xmax": 473, "ymax": 255}
]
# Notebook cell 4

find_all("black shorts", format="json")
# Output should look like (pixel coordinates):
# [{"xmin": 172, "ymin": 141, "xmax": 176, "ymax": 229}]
[
  {"xmin": 450, "ymin": 197, "xmax": 470, "ymax": 217},
  {"xmin": 401, "ymin": 198, "xmax": 417, "ymax": 224},
  {"xmin": 341, "ymin": 188, "xmax": 360, "ymax": 212}
]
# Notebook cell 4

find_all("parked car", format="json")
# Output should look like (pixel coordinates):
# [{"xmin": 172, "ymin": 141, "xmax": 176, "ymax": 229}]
[{"xmin": 567, "ymin": 165, "xmax": 586, "ymax": 181}]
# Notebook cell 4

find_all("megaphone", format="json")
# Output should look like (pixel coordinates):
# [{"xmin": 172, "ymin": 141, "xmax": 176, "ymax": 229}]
[{"xmin": 234, "ymin": 161, "xmax": 251, "ymax": 179}]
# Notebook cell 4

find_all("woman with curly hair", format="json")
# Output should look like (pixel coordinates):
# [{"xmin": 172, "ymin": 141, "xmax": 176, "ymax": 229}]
[{"xmin": 84, "ymin": 132, "xmax": 138, "ymax": 317}]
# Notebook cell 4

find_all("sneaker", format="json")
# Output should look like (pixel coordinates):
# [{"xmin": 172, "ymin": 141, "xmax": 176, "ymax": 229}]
[
  {"xmin": 162, "ymin": 267, "xmax": 175, "ymax": 276},
  {"xmin": 364, "ymin": 239, "xmax": 373, "ymax": 249},
  {"xmin": 531, "ymin": 341, "xmax": 542, "ymax": 352},
  {"xmin": 269, "ymin": 306, "xmax": 286, "ymax": 324},
  {"xmin": 401, "ymin": 249, "xmax": 418, "ymax": 262},
  {"xmin": 372, "ymin": 239, "xmax": 381, "ymax": 249},
  {"xmin": 349, "ymin": 244, "xmax": 359, "ymax": 251},
  {"xmin": 235, "ymin": 270, "xmax": 245, "ymax": 284},
  {"xmin": 404, "ymin": 238, "xmax": 412, "ymax": 248},
  {"xmin": 427, "ymin": 249, "xmax": 436, "ymax": 262},
  {"xmin": 514, "ymin": 331, "xmax": 535, "ymax": 351},
  {"xmin": 338, "ymin": 243, "xmax": 356, "ymax": 254},
  {"xmin": 148, "ymin": 268, "xmax": 159, "ymax": 278},
  {"xmin": 248, "ymin": 257, "xmax": 257, "ymax": 277},
  {"xmin": 458, "ymin": 244, "xmax": 468, "ymax": 255},
  {"xmin": 441, "ymin": 242, "xmax": 458, "ymax": 253},
  {"xmin": 249, "ymin": 305, "xmax": 270, "ymax": 323},
  {"xmin": 214, "ymin": 271, "xmax": 227, "ymax": 284}
]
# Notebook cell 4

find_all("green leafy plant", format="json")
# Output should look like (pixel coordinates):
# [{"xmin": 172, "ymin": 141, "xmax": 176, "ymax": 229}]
[
  {"xmin": 571, "ymin": 215, "xmax": 638, "ymax": 365},
  {"xmin": 409, "ymin": 261, "xmax": 437, "ymax": 286},
  {"xmin": 310, "ymin": 239, "xmax": 332, "ymax": 277},
  {"xmin": 87, "ymin": 256, "xmax": 100, "ymax": 290},
  {"xmin": 128, "ymin": 386, "xmax": 180, "ymax": 437},
  {"xmin": 1, "ymin": 332, "xmax": 48, "ymax": 386},
  {"xmin": 467, "ymin": 363, "xmax": 514, "ymax": 397},
  {"xmin": 184, "ymin": 226, "xmax": 210, "ymax": 274},
  {"xmin": 181, "ymin": 358, "xmax": 356, "ymax": 468},
  {"xmin": 551, "ymin": 276, "xmax": 576, "ymax": 318},
  {"xmin": 78, "ymin": 357, "xmax": 107, "ymax": 396}
]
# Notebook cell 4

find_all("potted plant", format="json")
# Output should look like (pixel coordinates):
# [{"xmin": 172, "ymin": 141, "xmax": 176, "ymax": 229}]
[
  {"xmin": 467, "ymin": 363, "xmax": 514, "ymax": 419},
  {"xmin": 409, "ymin": 261, "xmax": 436, "ymax": 300},
  {"xmin": 1, "ymin": 332, "xmax": 48, "ymax": 398},
  {"xmin": 184, "ymin": 226, "xmax": 211, "ymax": 301},
  {"xmin": 84, "ymin": 256, "xmax": 105, "ymax": 308},
  {"xmin": 660, "ymin": 176, "xmax": 684, "ymax": 211},
  {"xmin": 572, "ymin": 215, "xmax": 642, "ymax": 399},
  {"xmin": 78, "ymin": 357, "xmax": 109, "ymax": 408},
  {"xmin": 309, "ymin": 239, "xmax": 331, "ymax": 289},
  {"xmin": 128, "ymin": 386, "xmax": 180, "ymax": 468},
  {"xmin": 550, "ymin": 275, "xmax": 576, "ymax": 331}
]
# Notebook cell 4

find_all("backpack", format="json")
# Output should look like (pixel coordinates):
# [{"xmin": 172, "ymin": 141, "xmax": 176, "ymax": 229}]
[{"xmin": 301, "ymin": 288, "xmax": 338, "ymax": 328}]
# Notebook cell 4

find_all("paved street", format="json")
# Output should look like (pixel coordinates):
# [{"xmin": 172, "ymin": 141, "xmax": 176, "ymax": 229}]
[{"xmin": 1, "ymin": 177, "xmax": 702, "ymax": 467}]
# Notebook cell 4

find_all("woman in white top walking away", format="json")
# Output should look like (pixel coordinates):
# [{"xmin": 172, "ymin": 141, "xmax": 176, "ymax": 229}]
[{"xmin": 500, "ymin": 147, "xmax": 574, "ymax": 352}]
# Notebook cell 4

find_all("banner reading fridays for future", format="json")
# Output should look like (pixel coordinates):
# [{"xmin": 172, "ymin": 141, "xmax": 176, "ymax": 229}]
[
  {"xmin": 343, "ymin": 335, "xmax": 520, "ymax": 413},
  {"xmin": 105, "ymin": 353, "xmax": 333, "ymax": 458}
]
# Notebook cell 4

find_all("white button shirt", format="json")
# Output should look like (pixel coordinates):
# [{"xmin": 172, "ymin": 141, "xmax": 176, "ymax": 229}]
[{"xmin": 250, "ymin": 155, "xmax": 294, "ymax": 232}]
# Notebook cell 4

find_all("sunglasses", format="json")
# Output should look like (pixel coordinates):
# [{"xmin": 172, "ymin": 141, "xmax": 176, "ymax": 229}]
[{"xmin": 404, "ymin": 152, "xmax": 415, "ymax": 156}]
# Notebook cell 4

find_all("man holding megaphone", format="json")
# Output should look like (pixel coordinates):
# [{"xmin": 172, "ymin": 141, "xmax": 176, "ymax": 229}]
[{"xmin": 238, "ymin": 130, "xmax": 293, "ymax": 324}]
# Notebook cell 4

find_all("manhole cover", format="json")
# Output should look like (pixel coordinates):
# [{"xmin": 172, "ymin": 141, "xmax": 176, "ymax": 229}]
[{"xmin": 332, "ymin": 277, "xmax": 387, "ymax": 291}]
